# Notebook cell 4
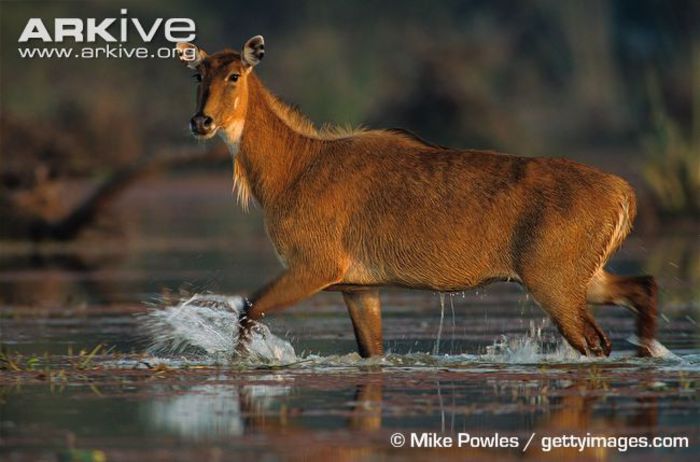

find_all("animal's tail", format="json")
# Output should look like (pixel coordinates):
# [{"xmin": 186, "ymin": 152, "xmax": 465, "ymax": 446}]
[{"xmin": 598, "ymin": 180, "xmax": 637, "ymax": 270}]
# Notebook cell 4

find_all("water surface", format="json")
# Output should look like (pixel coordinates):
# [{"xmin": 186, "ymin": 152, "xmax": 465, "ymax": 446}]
[{"xmin": 1, "ymin": 174, "xmax": 698, "ymax": 461}]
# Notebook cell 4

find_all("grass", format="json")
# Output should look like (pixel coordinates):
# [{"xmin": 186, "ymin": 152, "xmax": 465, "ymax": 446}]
[
  {"xmin": 642, "ymin": 60, "xmax": 700, "ymax": 218},
  {"xmin": 0, "ymin": 343, "xmax": 227, "ymax": 390},
  {"xmin": 0, "ymin": 344, "xmax": 116, "ymax": 387}
]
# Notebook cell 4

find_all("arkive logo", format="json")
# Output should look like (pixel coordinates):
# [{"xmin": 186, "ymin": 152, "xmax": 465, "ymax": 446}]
[{"xmin": 18, "ymin": 9, "xmax": 196, "ymax": 43}]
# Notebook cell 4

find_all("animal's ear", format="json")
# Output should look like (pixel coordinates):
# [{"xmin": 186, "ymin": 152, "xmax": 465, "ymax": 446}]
[
  {"xmin": 241, "ymin": 35, "xmax": 265, "ymax": 68},
  {"xmin": 176, "ymin": 42, "xmax": 206, "ymax": 69}
]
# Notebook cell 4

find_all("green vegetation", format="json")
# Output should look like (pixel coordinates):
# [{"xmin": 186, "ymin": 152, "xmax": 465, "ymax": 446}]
[{"xmin": 643, "ymin": 61, "xmax": 700, "ymax": 218}]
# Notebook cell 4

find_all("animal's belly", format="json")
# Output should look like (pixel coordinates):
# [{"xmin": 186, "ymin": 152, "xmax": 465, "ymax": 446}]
[{"xmin": 341, "ymin": 249, "xmax": 514, "ymax": 291}]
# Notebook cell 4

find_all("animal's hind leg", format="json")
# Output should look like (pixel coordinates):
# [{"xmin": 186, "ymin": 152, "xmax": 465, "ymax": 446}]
[
  {"xmin": 587, "ymin": 270, "xmax": 658, "ymax": 356},
  {"xmin": 526, "ymin": 284, "xmax": 611, "ymax": 357},
  {"xmin": 342, "ymin": 289, "xmax": 384, "ymax": 358}
]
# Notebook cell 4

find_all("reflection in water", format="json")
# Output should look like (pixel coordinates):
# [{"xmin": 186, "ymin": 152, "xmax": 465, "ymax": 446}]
[
  {"xmin": 1, "ymin": 359, "xmax": 694, "ymax": 461},
  {"xmin": 144, "ymin": 375, "xmax": 292, "ymax": 440},
  {"xmin": 525, "ymin": 381, "xmax": 661, "ymax": 459},
  {"xmin": 349, "ymin": 380, "xmax": 384, "ymax": 432},
  {"xmin": 146, "ymin": 384, "xmax": 245, "ymax": 439},
  {"xmin": 137, "ymin": 371, "xmax": 667, "ymax": 461},
  {"xmin": 0, "ymin": 252, "xmax": 122, "ymax": 308}
]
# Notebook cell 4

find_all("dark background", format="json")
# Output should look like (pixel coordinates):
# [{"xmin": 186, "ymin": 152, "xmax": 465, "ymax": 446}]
[
  {"xmin": 1, "ymin": 0, "xmax": 699, "ymax": 235},
  {"xmin": 0, "ymin": 1, "xmax": 698, "ymax": 311}
]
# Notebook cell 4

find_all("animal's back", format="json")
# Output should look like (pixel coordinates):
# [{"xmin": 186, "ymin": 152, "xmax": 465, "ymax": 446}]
[{"xmin": 293, "ymin": 132, "xmax": 638, "ymax": 290}]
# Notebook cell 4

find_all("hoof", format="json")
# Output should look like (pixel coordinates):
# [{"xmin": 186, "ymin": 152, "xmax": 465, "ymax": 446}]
[
  {"xmin": 583, "ymin": 315, "xmax": 611, "ymax": 357},
  {"xmin": 636, "ymin": 341, "xmax": 655, "ymax": 358}
]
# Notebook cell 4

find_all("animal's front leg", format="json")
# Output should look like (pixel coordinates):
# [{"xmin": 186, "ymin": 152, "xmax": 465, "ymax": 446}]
[
  {"xmin": 343, "ymin": 289, "xmax": 384, "ymax": 357},
  {"xmin": 236, "ymin": 266, "xmax": 342, "ymax": 356}
]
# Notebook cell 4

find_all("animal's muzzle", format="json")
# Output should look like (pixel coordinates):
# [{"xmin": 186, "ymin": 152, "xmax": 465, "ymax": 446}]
[{"xmin": 190, "ymin": 114, "xmax": 215, "ymax": 136}]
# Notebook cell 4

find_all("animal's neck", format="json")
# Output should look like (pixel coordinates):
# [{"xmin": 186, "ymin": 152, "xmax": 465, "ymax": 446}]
[{"xmin": 229, "ymin": 74, "xmax": 322, "ymax": 209}]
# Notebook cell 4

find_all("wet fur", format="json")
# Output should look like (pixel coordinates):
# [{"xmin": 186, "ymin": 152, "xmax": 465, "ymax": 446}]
[{"xmin": 187, "ymin": 47, "xmax": 658, "ymax": 358}]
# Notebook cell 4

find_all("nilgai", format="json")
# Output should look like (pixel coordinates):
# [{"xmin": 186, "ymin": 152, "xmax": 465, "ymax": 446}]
[{"xmin": 176, "ymin": 36, "xmax": 658, "ymax": 358}]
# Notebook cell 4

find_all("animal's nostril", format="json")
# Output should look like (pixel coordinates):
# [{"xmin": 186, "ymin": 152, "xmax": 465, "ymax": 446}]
[{"xmin": 190, "ymin": 115, "xmax": 214, "ymax": 133}]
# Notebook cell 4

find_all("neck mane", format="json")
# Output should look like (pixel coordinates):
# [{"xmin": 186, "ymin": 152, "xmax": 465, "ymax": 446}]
[{"xmin": 227, "ymin": 73, "xmax": 363, "ymax": 210}]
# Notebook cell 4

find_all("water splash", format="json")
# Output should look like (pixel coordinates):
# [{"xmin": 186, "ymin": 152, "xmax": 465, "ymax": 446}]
[
  {"xmin": 484, "ymin": 320, "xmax": 580, "ymax": 363},
  {"xmin": 433, "ymin": 293, "xmax": 446, "ymax": 355},
  {"xmin": 482, "ymin": 321, "xmax": 679, "ymax": 363},
  {"xmin": 139, "ymin": 294, "xmax": 683, "ymax": 369},
  {"xmin": 627, "ymin": 335, "xmax": 679, "ymax": 360},
  {"xmin": 141, "ymin": 294, "xmax": 297, "ymax": 364},
  {"xmin": 449, "ymin": 294, "xmax": 456, "ymax": 355}
]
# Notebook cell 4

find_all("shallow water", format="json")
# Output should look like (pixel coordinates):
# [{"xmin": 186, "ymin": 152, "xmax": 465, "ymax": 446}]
[{"xmin": 1, "ymin": 174, "xmax": 699, "ymax": 461}]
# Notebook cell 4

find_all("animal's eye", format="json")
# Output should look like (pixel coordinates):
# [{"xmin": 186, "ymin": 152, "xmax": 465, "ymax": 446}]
[
  {"xmin": 192, "ymin": 73, "xmax": 202, "ymax": 82},
  {"xmin": 228, "ymin": 73, "xmax": 240, "ymax": 82}
]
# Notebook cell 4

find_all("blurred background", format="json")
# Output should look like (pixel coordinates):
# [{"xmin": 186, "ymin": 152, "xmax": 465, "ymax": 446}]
[
  {"xmin": 0, "ymin": 0, "xmax": 698, "ymax": 315},
  {"xmin": 3, "ymin": 3, "xmax": 700, "ymax": 459}
]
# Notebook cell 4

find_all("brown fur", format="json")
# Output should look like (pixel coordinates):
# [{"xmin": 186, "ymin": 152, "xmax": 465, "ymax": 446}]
[
  {"xmin": 587, "ymin": 271, "xmax": 658, "ymax": 356},
  {"xmin": 178, "ymin": 40, "xmax": 658, "ymax": 357}
]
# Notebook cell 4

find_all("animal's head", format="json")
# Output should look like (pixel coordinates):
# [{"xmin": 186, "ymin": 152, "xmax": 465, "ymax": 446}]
[{"xmin": 176, "ymin": 35, "xmax": 265, "ymax": 142}]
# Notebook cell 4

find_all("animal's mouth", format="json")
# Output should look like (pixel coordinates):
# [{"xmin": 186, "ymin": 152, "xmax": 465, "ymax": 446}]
[
  {"xmin": 191, "ymin": 127, "xmax": 218, "ymax": 140},
  {"xmin": 192, "ymin": 128, "xmax": 219, "ymax": 141}
]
